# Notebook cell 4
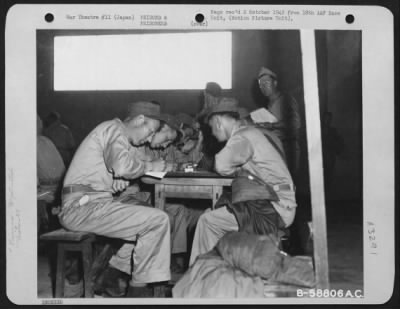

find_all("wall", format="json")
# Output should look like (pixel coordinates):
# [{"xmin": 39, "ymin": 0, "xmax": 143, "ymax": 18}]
[
  {"xmin": 37, "ymin": 29, "xmax": 362, "ymax": 201},
  {"xmin": 37, "ymin": 30, "xmax": 272, "ymax": 143},
  {"xmin": 325, "ymin": 31, "xmax": 362, "ymax": 201}
]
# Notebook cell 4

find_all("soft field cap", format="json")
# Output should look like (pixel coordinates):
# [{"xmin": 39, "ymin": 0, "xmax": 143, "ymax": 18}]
[
  {"xmin": 127, "ymin": 101, "xmax": 163, "ymax": 121},
  {"xmin": 258, "ymin": 67, "xmax": 277, "ymax": 80}
]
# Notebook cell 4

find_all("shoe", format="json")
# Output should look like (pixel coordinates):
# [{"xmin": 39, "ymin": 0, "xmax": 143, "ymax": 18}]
[
  {"xmin": 153, "ymin": 284, "xmax": 167, "ymax": 298},
  {"xmin": 126, "ymin": 286, "xmax": 153, "ymax": 298},
  {"xmin": 93, "ymin": 266, "xmax": 129, "ymax": 297}
]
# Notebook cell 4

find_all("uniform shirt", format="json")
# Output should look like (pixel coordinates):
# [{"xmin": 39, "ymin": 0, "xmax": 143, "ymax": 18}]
[
  {"xmin": 64, "ymin": 119, "xmax": 146, "ymax": 192},
  {"xmin": 267, "ymin": 93, "xmax": 301, "ymax": 140},
  {"xmin": 43, "ymin": 120, "xmax": 75, "ymax": 165},
  {"xmin": 37, "ymin": 135, "xmax": 65, "ymax": 185},
  {"xmin": 215, "ymin": 124, "xmax": 297, "ymax": 226}
]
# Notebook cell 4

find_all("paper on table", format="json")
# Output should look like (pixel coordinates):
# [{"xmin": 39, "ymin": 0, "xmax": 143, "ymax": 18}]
[
  {"xmin": 144, "ymin": 171, "xmax": 167, "ymax": 179},
  {"xmin": 250, "ymin": 108, "xmax": 278, "ymax": 123}
]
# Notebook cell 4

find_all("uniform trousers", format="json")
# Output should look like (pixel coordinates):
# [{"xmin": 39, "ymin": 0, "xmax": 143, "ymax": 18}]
[
  {"xmin": 165, "ymin": 203, "xmax": 203, "ymax": 254},
  {"xmin": 189, "ymin": 206, "xmax": 239, "ymax": 266},
  {"xmin": 59, "ymin": 191, "xmax": 171, "ymax": 285}
]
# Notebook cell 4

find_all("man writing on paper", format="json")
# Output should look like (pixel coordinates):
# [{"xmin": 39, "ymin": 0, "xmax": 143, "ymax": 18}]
[
  {"xmin": 257, "ymin": 67, "xmax": 301, "ymax": 177},
  {"xmin": 138, "ymin": 113, "xmax": 204, "ymax": 273},
  {"xmin": 58, "ymin": 101, "xmax": 171, "ymax": 298},
  {"xmin": 189, "ymin": 97, "xmax": 297, "ymax": 266}
]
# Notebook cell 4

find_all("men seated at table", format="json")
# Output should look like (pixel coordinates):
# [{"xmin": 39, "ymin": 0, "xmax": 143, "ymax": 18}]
[
  {"xmin": 58, "ymin": 101, "xmax": 172, "ymax": 298},
  {"xmin": 189, "ymin": 97, "xmax": 297, "ymax": 266}
]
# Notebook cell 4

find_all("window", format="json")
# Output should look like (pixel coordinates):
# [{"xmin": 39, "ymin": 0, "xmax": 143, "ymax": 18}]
[{"xmin": 54, "ymin": 32, "xmax": 232, "ymax": 91}]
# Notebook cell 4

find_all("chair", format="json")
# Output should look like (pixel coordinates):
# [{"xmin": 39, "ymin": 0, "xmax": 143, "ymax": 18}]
[{"xmin": 40, "ymin": 228, "xmax": 96, "ymax": 298}]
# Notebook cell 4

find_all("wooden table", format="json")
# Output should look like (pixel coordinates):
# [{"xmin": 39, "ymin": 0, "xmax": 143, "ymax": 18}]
[{"xmin": 141, "ymin": 171, "xmax": 233, "ymax": 210}]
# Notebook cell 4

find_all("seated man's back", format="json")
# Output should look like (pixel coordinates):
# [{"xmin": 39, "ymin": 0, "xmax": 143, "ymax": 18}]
[{"xmin": 37, "ymin": 116, "xmax": 65, "ymax": 185}]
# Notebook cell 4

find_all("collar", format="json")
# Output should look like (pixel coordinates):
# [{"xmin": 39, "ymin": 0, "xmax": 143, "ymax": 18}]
[
  {"xmin": 268, "ymin": 91, "xmax": 282, "ymax": 105},
  {"xmin": 230, "ymin": 121, "xmax": 244, "ymax": 137},
  {"xmin": 116, "ymin": 118, "xmax": 130, "ymax": 140}
]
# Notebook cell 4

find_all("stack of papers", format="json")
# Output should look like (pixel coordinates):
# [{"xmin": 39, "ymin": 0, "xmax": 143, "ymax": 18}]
[
  {"xmin": 144, "ymin": 171, "xmax": 167, "ymax": 179},
  {"xmin": 250, "ymin": 108, "xmax": 278, "ymax": 123}
]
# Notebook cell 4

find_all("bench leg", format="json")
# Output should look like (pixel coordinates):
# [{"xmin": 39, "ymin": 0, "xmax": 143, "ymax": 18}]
[
  {"xmin": 55, "ymin": 244, "xmax": 66, "ymax": 298},
  {"xmin": 82, "ymin": 243, "xmax": 94, "ymax": 297}
]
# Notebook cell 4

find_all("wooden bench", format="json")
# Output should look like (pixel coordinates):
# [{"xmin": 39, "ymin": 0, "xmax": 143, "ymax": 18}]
[{"xmin": 40, "ymin": 228, "xmax": 96, "ymax": 298}]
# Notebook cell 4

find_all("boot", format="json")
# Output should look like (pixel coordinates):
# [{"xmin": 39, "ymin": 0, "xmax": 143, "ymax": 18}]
[
  {"xmin": 153, "ymin": 284, "xmax": 167, "ymax": 298},
  {"xmin": 93, "ymin": 265, "xmax": 129, "ymax": 297},
  {"xmin": 126, "ymin": 285, "xmax": 153, "ymax": 298}
]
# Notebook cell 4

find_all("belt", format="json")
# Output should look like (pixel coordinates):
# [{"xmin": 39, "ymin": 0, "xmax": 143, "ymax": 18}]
[
  {"xmin": 273, "ymin": 183, "xmax": 295, "ymax": 192},
  {"xmin": 62, "ymin": 184, "xmax": 95, "ymax": 195},
  {"xmin": 245, "ymin": 175, "xmax": 295, "ymax": 192}
]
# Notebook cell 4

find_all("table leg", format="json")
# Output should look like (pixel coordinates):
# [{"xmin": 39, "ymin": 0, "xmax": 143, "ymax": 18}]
[
  {"xmin": 154, "ymin": 184, "xmax": 165, "ymax": 211},
  {"xmin": 212, "ymin": 186, "xmax": 223, "ymax": 209}
]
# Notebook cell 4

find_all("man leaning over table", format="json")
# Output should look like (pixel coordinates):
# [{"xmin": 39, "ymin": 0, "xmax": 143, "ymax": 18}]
[
  {"xmin": 58, "ymin": 101, "xmax": 171, "ymax": 298},
  {"xmin": 137, "ymin": 113, "xmax": 204, "ymax": 273},
  {"xmin": 189, "ymin": 97, "xmax": 297, "ymax": 266}
]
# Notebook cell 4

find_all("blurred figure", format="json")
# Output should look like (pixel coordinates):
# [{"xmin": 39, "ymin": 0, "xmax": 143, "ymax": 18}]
[
  {"xmin": 37, "ymin": 115, "xmax": 65, "ymax": 233},
  {"xmin": 197, "ymin": 82, "xmax": 225, "ymax": 167},
  {"xmin": 37, "ymin": 115, "xmax": 66, "ymax": 190},
  {"xmin": 198, "ymin": 82, "xmax": 222, "ymax": 118},
  {"xmin": 257, "ymin": 67, "xmax": 301, "ymax": 178},
  {"xmin": 43, "ymin": 111, "xmax": 75, "ymax": 167},
  {"xmin": 321, "ymin": 111, "xmax": 344, "ymax": 195}
]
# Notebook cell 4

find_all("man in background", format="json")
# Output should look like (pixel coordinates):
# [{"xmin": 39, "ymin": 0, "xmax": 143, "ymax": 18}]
[
  {"xmin": 257, "ymin": 67, "xmax": 301, "ymax": 178},
  {"xmin": 197, "ymin": 82, "xmax": 225, "ymax": 169},
  {"xmin": 43, "ymin": 111, "xmax": 75, "ymax": 167},
  {"xmin": 37, "ymin": 115, "xmax": 66, "ymax": 189},
  {"xmin": 37, "ymin": 115, "xmax": 65, "ymax": 233}
]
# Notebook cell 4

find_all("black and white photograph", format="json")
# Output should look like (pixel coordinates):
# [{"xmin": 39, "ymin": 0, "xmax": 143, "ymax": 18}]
[
  {"xmin": 35, "ymin": 27, "xmax": 362, "ymax": 299},
  {"xmin": 5, "ymin": 4, "xmax": 395, "ymax": 305}
]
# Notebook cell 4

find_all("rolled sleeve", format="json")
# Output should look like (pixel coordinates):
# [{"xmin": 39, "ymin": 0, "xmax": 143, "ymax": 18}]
[
  {"xmin": 215, "ymin": 134, "xmax": 253, "ymax": 175},
  {"xmin": 103, "ymin": 124, "xmax": 146, "ymax": 179}
]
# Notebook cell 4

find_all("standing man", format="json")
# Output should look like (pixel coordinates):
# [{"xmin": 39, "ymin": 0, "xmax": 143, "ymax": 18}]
[
  {"xmin": 58, "ymin": 101, "xmax": 171, "ymax": 298},
  {"xmin": 257, "ymin": 67, "xmax": 301, "ymax": 177},
  {"xmin": 43, "ymin": 111, "xmax": 76, "ymax": 167},
  {"xmin": 189, "ymin": 97, "xmax": 297, "ymax": 266}
]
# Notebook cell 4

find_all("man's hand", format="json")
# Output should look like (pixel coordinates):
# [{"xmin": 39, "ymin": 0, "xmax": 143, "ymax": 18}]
[
  {"xmin": 196, "ymin": 130, "xmax": 204, "ymax": 149},
  {"xmin": 112, "ymin": 178, "xmax": 130, "ymax": 194},
  {"xmin": 164, "ymin": 162, "xmax": 176, "ymax": 172},
  {"xmin": 151, "ymin": 159, "xmax": 167, "ymax": 172},
  {"xmin": 181, "ymin": 139, "xmax": 196, "ymax": 154}
]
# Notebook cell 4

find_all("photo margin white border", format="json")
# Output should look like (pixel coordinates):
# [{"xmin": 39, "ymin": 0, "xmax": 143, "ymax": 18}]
[{"xmin": 5, "ymin": 4, "xmax": 395, "ymax": 305}]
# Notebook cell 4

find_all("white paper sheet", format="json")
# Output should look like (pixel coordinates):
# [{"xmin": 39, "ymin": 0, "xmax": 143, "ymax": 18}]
[{"xmin": 250, "ymin": 108, "xmax": 278, "ymax": 123}]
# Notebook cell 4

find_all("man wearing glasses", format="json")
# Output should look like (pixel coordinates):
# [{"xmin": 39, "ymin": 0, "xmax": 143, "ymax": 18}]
[{"xmin": 257, "ymin": 67, "xmax": 301, "ymax": 178}]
